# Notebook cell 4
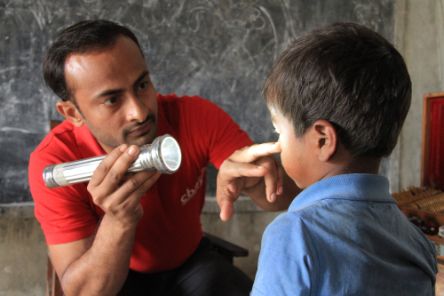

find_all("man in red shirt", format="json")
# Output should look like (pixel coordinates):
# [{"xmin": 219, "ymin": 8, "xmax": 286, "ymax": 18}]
[{"xmin": 29, "ymin": 20, "xmax": 295, "ymax": 295}]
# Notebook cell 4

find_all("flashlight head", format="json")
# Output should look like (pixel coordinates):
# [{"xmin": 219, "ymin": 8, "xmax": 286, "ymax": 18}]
[
  {"xmin": 158, "ymin": 135, "xmax": 182, "ymax": 173},
  {"xmin": 137, "ymin": 134, "xmax": 182, "ymax": 174}
]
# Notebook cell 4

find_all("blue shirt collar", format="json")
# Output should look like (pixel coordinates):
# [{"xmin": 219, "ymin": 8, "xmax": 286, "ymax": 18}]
[{"xmin": 289, "ymin": 174, "xmax": 394, "ymax": 212}]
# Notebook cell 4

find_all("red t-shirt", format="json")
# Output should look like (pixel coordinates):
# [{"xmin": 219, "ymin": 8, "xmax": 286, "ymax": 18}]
[{"xmin": 28, "ymin": 94, "xmax": 252, "ymax": 272}]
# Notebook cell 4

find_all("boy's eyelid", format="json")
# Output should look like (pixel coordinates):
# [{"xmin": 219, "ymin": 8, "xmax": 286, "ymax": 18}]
[
  {"xmin": 271, "ymin": 121, "xmax": 279, "ymax": 132},
  {"xmin": 272, "ymin": 127, "xmax": 280, "ymax": 135}
]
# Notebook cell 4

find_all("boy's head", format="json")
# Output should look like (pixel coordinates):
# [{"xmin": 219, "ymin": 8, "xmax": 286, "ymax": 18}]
[{"xmin": 265, "ymin": 22, "xmax": 411, "ymax": 187}]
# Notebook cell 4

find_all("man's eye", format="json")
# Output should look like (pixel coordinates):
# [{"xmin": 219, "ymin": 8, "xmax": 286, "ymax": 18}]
[
  {"xmin": 138, "ymin": 81, "xmax": 149, "ymax": 91},
  {"xmin": 104, "ymin": 97, "xmax": 118, "ymax": 106}
]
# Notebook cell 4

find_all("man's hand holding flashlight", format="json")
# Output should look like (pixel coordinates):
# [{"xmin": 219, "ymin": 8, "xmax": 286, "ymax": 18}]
[{"xmin": 87, "ymin": 144, "xmax": 160, "ymax": 227}]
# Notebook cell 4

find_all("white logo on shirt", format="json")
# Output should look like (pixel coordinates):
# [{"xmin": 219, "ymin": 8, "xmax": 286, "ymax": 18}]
[{"xmin": 180, "ymin": 168, "xmax": 206, "ymax": 205}]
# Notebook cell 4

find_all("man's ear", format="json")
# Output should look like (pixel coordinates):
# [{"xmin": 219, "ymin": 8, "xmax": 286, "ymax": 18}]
[
  {"xmin": 56, "ymin": 100, "xmax": 84, "ymax": 127},
  {"xmin": 312, "ymin": 119, "xmax": 337, "ymax": 162}
]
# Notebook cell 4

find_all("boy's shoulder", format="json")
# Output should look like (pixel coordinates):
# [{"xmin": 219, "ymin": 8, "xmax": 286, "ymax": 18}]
[{"xmin": 263, "ymin": 210, "xmax": 310, "ymax": 244}]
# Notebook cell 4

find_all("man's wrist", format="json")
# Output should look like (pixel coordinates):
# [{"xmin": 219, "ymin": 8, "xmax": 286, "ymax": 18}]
[{"xmin": 101, "ymin": 213, "xmax": 141, "ymax": 233}]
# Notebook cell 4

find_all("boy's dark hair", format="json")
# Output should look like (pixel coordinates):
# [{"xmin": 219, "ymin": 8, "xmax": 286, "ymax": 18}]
[
  {"xmin": 264, "ymin": 22, "xmax": 411, "ymax": 157},
  {"xmin": 43, "ymin": 19, "xmax": 142, "ymax": 101}
]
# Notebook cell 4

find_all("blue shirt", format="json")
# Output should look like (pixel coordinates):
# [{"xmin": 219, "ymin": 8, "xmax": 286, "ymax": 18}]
[{"xmin": 252, "ymin": 174, "xmax": 437, "ymax": 296}]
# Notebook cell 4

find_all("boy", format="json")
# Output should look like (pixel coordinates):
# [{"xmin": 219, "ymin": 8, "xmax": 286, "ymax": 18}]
[{"xmin": 248, "ymin": 22, "xmax": 436, "ymax": 295}]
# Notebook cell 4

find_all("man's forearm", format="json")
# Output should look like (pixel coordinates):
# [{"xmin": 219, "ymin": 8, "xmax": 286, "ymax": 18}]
[{"xmin": 60, "ymin": 215, "xmax": 137, "ymax": 296}]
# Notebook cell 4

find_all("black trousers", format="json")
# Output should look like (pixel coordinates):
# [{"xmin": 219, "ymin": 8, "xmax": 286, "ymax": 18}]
[{"xmin": 118, "ymin": 237, "xmax": 253, "ymax": 296}]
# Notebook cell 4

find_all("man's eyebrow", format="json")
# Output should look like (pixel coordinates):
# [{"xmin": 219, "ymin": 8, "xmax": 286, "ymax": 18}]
[
  {"xmin": 95, "ymin": 88, "xmax": 122, "ymax": 99},
  {"xmin": 94, "ymin": 70, "xmax": 150, "ymax": 99}
]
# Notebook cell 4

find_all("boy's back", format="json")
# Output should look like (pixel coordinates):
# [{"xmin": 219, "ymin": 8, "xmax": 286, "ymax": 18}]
[
  {"xmin": 253, "ymin": 174, "xmax": 436, "ymax": 295},
  {"xmin": 251, "ymin": 22, "xmax": 437, "ymax": 295}
]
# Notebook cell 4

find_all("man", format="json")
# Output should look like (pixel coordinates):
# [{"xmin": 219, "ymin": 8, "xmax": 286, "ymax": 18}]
[{"xmin": 28, "ymin": 20, "xmax": 294, "ymax": 295}]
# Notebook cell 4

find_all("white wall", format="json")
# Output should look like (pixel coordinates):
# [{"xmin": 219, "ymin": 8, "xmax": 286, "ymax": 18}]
[{"xmin": 395, "ymin": 0, "xmax": 444, "ymax": 189}]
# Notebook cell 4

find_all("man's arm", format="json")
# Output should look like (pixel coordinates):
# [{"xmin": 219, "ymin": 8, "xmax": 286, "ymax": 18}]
[
  {"xmin": 216, "ymin": 142, "xmax": 300, "ymax": 221},
  {"xmin": 48, "ymin": 216, "xmax": 134, "ymax": 296},
  {"xmin": 49, "ymin": 145, "xmax": 160, "ymax": 296}
]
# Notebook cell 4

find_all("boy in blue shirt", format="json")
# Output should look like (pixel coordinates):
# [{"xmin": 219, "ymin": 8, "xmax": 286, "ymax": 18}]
[
  {"xmin": 253, "ymin": 22, "xmax": 438, "ymax": 296},
  {"xmin": 217, "ymin": 22, "xmax": 437, "ymax": 295}
]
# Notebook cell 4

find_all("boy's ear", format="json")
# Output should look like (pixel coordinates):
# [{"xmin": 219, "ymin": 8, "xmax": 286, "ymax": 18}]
[
  {"xmin": 312, "ymin": 119, "xmax": 337, "ymax": 162},
  {"xmin": 56, "ymin": 100, "xmax": 85, "ymax": 127}
]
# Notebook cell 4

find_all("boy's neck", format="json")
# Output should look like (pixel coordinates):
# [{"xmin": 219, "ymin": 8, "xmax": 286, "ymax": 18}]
[
  {"xmin": 329, "ymin": 156, "xmax": 381, "ymax": 176},
  {"xmin": 322, "ymin": 144, "xmax": 381, "ymax": 179}
]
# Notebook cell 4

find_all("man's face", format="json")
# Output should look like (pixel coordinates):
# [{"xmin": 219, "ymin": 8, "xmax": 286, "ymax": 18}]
[{"xmin": 63, "ymin": 36, "xmax": 158, "ymax": 153}]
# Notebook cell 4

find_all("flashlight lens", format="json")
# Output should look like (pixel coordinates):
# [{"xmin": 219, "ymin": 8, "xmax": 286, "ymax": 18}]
[{"xmin": 160, "ymin": 136, "xmax": 181, "ymax": 172}]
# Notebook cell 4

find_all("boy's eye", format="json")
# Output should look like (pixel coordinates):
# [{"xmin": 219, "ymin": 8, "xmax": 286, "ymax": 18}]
[{"xmin": 272, "ymin": 124, "xmax": 280, "ymax": 134}]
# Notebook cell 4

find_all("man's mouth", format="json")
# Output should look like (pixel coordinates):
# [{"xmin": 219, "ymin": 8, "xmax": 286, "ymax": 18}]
[
  {"xmin": 129, "ymin": 122, "xmax": 151, "ymax": 136},
  {"xmin": 127, "ymin": 116, "xmax": 155, "ymax": 137}
]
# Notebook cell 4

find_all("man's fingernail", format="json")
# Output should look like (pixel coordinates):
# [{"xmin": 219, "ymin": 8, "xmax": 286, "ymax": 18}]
[
  {"xmin": 128, "ymin": 146, "xmax": 137, "ymax": 155},
  {"xmin": 269, "ymin": 193, "xmax": 276, "ymax": 202}
]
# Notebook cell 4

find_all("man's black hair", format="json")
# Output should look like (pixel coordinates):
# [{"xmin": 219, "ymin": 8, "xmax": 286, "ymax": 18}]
[{"xmin": 43, "ymin": 19, "xmax": 142, "ymax": 101}]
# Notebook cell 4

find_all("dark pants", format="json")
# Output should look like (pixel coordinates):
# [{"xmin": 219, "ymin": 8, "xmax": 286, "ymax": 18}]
[{"xmin": 118, "ymin": 237, "xmax": 253, "ymax": 296}]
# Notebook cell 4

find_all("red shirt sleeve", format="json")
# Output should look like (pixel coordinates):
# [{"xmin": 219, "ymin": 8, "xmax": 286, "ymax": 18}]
[
  {"xmin": 28, "ymin": 129, "xmax": 99, "ymax": 245},
  {"xmin": 180, "ymin": 96, "xmax": 253, "ymax": 168}
]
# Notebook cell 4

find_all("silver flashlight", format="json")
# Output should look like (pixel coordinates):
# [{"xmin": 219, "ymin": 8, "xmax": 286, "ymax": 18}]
[{"xmin": 43, "ymin": 134, "xmax": 182, "ymax": 188}]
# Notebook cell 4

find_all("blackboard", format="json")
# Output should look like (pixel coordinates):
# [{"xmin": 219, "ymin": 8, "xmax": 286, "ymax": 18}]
[{"xmin": 0, "ymin": 0, "xmax": 394, "ymax": 203}]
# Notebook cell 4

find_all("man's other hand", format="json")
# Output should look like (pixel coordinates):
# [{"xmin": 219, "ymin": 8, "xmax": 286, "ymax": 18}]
[{"xmin": 216, "ymin": 142, "xmax": 282, "ymax": 221}]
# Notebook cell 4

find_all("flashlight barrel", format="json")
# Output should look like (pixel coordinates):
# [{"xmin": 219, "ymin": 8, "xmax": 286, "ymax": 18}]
[{"xmin": 43, "ymin": 134, "xmax": 181, "ymax": 188}]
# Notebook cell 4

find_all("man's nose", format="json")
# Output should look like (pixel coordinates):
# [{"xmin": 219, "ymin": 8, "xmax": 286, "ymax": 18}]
[{"xmin": 126, "ymin": 94, "xmax": 148, "ymax": 122}]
